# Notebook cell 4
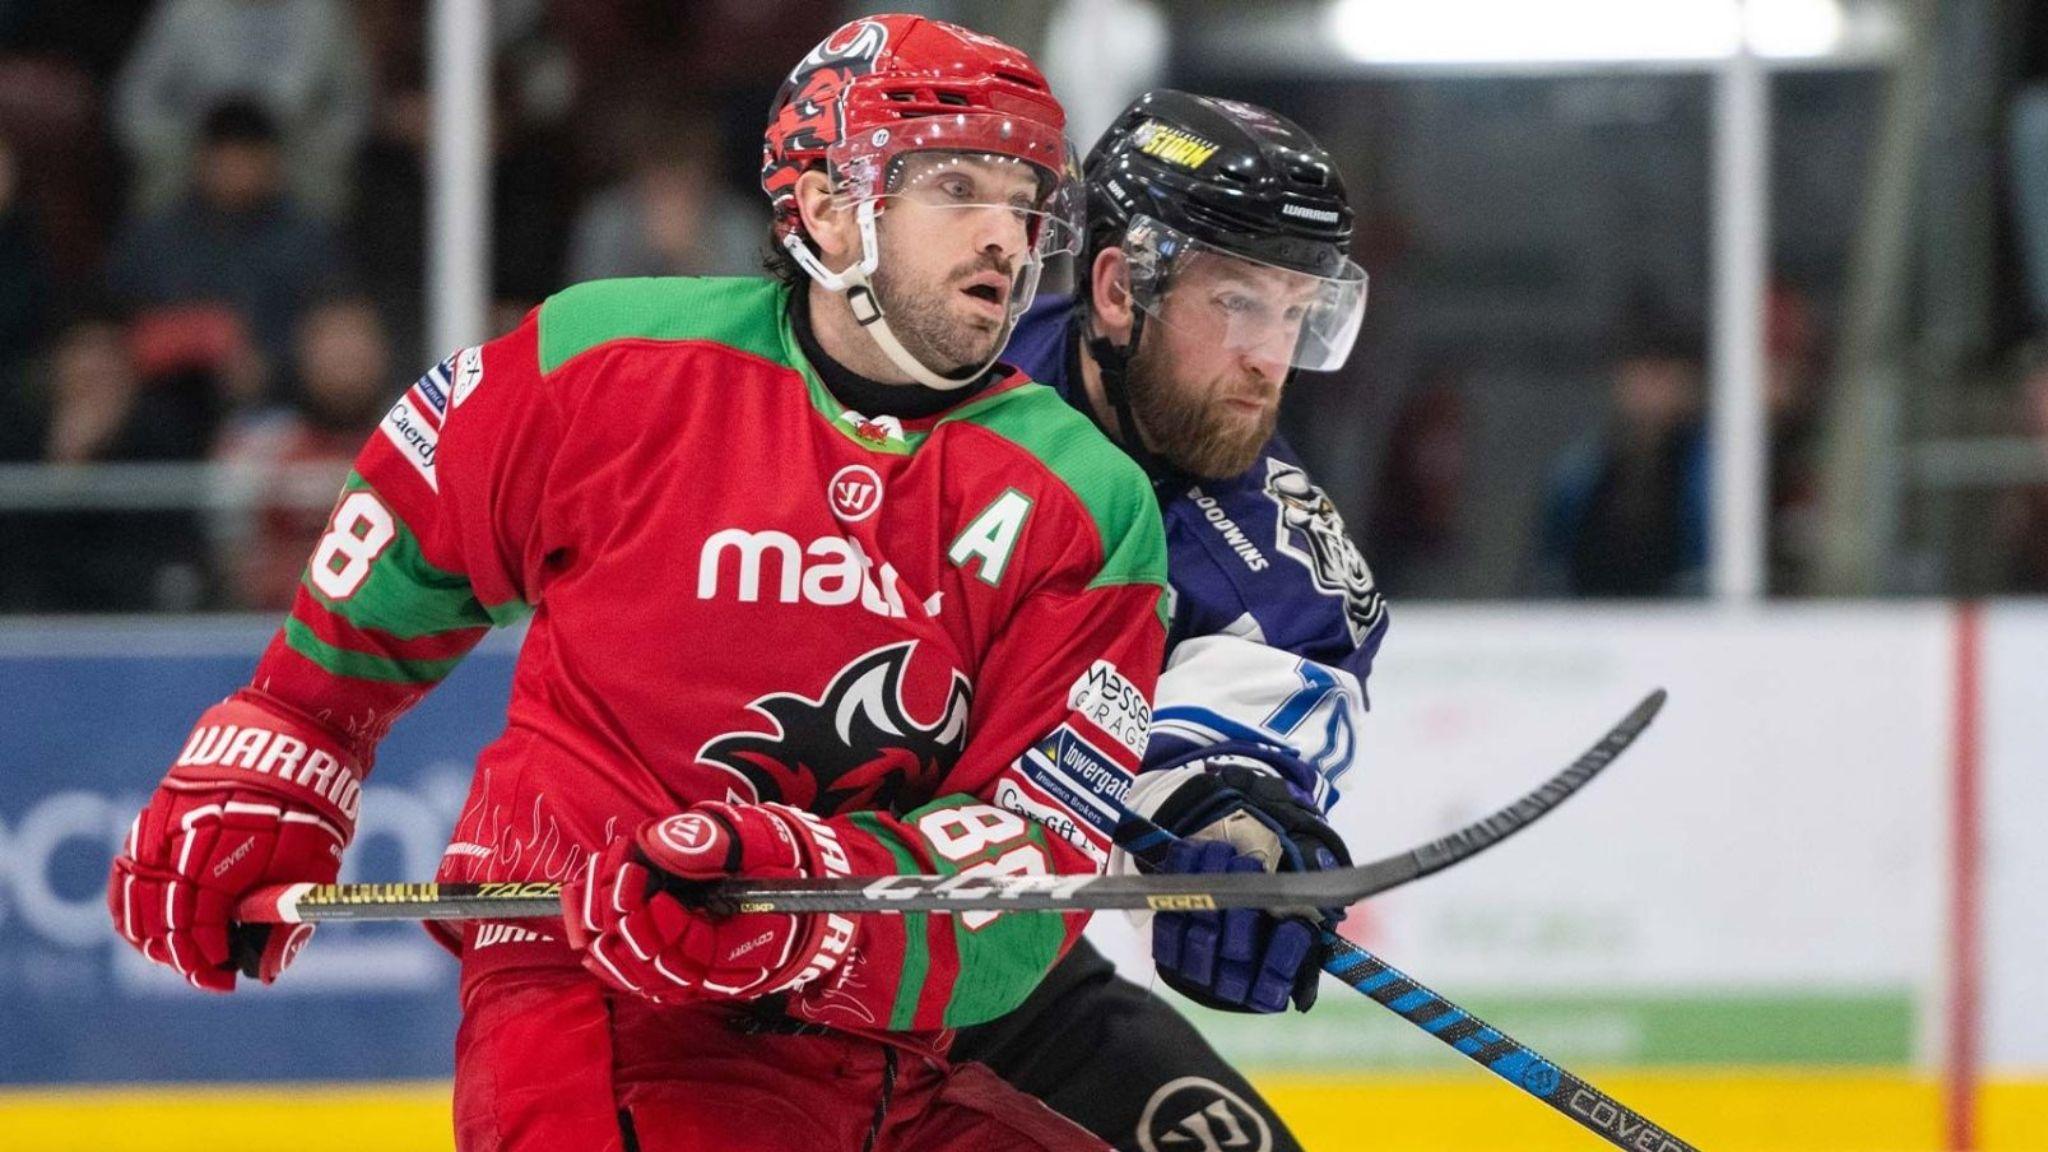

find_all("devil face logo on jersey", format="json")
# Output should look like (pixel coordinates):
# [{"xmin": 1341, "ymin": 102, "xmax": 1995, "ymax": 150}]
[
  {"xmin": 1264, "ymin": 459, "xmax": 1385, "ymax": 645},
  {"xmin": 697, "ymin": 642, "xmax": 971, "ymax": 816}
]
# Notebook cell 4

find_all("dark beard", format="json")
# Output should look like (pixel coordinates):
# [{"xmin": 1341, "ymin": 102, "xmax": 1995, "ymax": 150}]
[
  {"xmin": 1125, "ymin": 339, "xmax": 1277, "ymax": 479},
  {"xmin": 871, "ymin": 260, "xmax": 1005, "ymax": 374}
]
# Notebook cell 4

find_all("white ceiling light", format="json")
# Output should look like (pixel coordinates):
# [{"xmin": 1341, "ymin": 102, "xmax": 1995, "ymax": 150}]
[
  {"xmin": 1326, "ymin": 0, "xmax": 1849, "ymax": 65},
  {"xmin": 1746, "ymin": 0, "xmax": 1847, "ymax": 57}
]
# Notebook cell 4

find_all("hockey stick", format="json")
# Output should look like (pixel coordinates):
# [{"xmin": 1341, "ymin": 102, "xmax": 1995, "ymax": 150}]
[
  {"xmin": 236, "ymin": 689, "xmax": 1664, "ymax": 925},
  {"xmin": 1322, "ymin": 935, "xmax": 1699, "ymax": 1152}
]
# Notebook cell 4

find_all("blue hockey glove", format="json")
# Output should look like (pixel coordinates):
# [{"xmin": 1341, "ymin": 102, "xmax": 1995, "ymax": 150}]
[{"xmin": 1145, "ymin": 756, "xmax": 1351, "ymax": 1013}]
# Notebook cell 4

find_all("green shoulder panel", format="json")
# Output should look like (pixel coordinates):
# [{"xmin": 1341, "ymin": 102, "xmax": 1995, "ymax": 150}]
[
  {"xmin": 944, "ymin": 383, "xmax": 1168, "ymax": 594},
  {"xmin": 537, "ymin": 277, "xmax": 792, "ymax": 375}
]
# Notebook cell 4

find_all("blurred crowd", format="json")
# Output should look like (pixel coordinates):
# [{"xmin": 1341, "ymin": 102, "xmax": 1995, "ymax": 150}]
[
  {"xmin": 1332, "ymin": 275, "xmax": 1832, "ymax": 600},
  {"xmin": 4, "ymin": 1, "xmax": 2048, "ymax": 613},
  {"xmin": 1524, "ymin": 286, "xmax": 1828, "ymax": 598},
  {"xmin": 0, "ymin": 0, "xmax": 835, "ymax": 611}
]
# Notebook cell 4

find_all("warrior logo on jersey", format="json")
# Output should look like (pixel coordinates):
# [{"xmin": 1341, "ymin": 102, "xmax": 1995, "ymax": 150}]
[
  {"xmin": 829, "ymin": 463, "xmax": 884, "ymax": 522},
  {"xmin": 698, "ymin": 642, "xmax": 970, "ymax": 816},
  {"xmin": 1138, "ymin": 1076, "xmax": 1272, "ymax": 1152},
  {"xmin": 1264, "ymin": 459, "xmax": 1385, "ymax": 645}
]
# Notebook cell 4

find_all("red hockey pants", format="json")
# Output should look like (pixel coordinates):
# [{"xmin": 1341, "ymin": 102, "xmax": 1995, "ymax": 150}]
[{"xmin": 451, "ymin": 963, "xmax": 1110, "ymax": 1152}]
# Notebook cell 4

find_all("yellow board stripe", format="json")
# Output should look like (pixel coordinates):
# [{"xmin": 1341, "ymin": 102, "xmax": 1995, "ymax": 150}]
[
  {"xmin": 2, "ymin": 1073, "xmax": 2046, "ymax": 1151},
  {"xmin": 0, "ymin": 1082, "xmax": 453, "ymax": 1152}
]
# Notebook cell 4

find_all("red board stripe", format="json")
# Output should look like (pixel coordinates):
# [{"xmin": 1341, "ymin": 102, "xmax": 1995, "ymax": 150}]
[{"xmin": 1946, "ymin": 601, "xmax": 1983, "ymax": 1152}]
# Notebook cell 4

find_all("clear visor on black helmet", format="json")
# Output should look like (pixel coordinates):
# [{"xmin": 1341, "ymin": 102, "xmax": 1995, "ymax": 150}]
[{"xmin": 1123, "ymin": 215, "xmax": 1368, "ymax": 373}]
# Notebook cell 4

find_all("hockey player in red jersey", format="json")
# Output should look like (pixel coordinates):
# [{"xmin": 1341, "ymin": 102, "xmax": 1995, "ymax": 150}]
[{"xmin": 107, "ymin": 15, "xmax": 1164, "ymax": 1151}]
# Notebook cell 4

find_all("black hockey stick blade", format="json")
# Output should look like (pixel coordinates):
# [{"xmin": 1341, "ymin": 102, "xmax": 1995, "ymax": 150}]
[
  {"xmin": 237, "ymin": 690, "xmax": 1664, "ymax": 924},
  {"xmin": 1393, "ymin": 686, "xmax": 1664, "ymax": 886},
  {"xmin": 1324, "ymin": 934, "xmax": 1701, "ymax": 1152}
]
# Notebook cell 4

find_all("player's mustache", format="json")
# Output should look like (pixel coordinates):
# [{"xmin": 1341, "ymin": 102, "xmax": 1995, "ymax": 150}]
[
  {"xmin": 1226, "ymin": 374, "xmax": 1282, "ymax": 404},
  {"xmin": 950, "ymin": 253, "xmax": 1015, "ymax": 285}
]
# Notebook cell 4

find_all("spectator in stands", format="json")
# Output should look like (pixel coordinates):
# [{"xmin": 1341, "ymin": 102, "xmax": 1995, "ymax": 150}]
[
  {"xmin": 348, "ymin": 57, "xmax": 430, "ymax": 364},
  {"xmin": 1532, "ymin": 318, "xmax": 1709, "ymax": 598},
  {"xmin": 0, "ymin": 136, "xmax": 54, "ymax": 609},
  {"xmin": 26, "ymin": 316, "xmax": 215, "ymax": 610},
  {"xmin": 486, "ymin": 76, "xmax": 575, "ymax": 322},
  {"xmin": 111, "ymin": 0, "xmax": 368, "ymax": 217},
  {"xmin": 1764, "ymin": 284, "xmax": 1827, "ymax": 594},
  {"xmin": 43, "ymin": 319, "xmax": 142, "ymax": 466},
  {"xmin": 214, "ymin": 295, "xmax": 393, "ymax": 609},
  {"xmin": 1999, "ymin": 356, "xmax": 2048, "ymax": 592},
  {"xmin": 0, "ymin": 2, "xmax": 152, "ymax": 84},
  {"xmin": 345, "ymin": 60, "xmax": 572, "ymax": 364},
  {"xmin": 0, "ymin": 50, "xmax": 120, "ymax": 304},
  {"xmin": 0, "ymin": 131, "xmax": 52, "ymax": 414},
  {"xmin": 566, "ymin": 108, "xmax": 761, "ymax": 283},
  {"xmin": 1367, "ymin": 369, "xmax": 1468, "ymax": 596},
  {"xmin": 104, "ymin": 97, "xmax": 341, "ymax": 383}
]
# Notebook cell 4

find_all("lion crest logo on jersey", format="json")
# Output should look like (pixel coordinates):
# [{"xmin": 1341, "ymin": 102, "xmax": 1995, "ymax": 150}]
[
  {"xmin": 1264, "ymin": 459, "xmax": 1385, "ymax": 645},
  {"xmin": 698, "ymin": 642, "xmax": 970, "ymax": 816}
]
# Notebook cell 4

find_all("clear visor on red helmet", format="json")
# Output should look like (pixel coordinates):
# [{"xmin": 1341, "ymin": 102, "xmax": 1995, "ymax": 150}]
[
  {"xmin": 824, "ymin": 112, "xmax": 1083, "ymax": 261},
  {"xmin": 1124, "ymin": 215, "xmax": 1369, "ymax": 374}
]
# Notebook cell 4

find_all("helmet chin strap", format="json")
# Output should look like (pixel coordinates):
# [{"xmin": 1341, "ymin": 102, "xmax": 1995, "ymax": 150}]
[
  {"xmin": 1086, "ymin": 308, "xmax": 1171, "ymax": 480},
  {"xmin": 784, "ymin": 200, "xmax": 1035, "ymax": 392}
]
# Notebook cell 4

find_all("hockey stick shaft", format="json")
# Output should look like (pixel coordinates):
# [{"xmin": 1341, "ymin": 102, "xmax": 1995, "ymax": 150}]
[
  {"xmin": 233, "ymin": 851, "xmax": 1426, "ymax": 923},
  {"xmin": 237, "ymin": 690, "xmax": 1664, "ymax": 924},
  {"xmin": 1322, "ymin": 935, "xmax": 1700, "ymax": 1152}
]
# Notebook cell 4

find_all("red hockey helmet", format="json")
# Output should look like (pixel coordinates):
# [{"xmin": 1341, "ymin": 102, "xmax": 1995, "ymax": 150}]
[
  {"xmin": 760, "ymin": 15, "xmax": 1080, "ymax": 389},
  {"xmin": 762, "ymin": 14, "xmax": 1072, "ymax": 240}
]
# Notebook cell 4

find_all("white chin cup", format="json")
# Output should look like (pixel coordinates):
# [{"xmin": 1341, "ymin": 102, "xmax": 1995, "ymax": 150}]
[{"xmin": 785, "ymin": 201, "xmax": 1037, "ymax": 392}]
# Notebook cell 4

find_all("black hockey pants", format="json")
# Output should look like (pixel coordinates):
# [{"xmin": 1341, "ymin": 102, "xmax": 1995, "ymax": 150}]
[{"xmin": 951, "ymin": 938, "xmax": 1306, "ymax": 1152}]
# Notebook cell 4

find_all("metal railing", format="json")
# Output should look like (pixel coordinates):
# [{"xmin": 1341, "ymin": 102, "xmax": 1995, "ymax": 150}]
[{"xmin": 0, "ymin": 463, "xmax": 348, "ymax": 512}]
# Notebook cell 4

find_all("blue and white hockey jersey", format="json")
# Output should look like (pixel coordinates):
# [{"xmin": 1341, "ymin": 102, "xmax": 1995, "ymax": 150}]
[{"xmin": 1005, "ymin": 294, "xmax": 1389, "ymax": 811}]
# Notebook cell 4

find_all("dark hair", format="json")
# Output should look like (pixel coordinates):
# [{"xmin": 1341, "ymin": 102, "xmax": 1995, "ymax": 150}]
[
  {"xmin": 201, "ymin": 97, "xmax": 280, "ymax": 147},
  {"xmin": 763, "ymin": 222, "xmax": 803, "ymax": 287}
]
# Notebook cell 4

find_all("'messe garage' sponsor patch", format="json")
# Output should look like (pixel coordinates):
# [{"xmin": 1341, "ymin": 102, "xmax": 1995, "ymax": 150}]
[{"xmin": 1067, "ymin": 660, "xmax": 1151, "ymax": 756}]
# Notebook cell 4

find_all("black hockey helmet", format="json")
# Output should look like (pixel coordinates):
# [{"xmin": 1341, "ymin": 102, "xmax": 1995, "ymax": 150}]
[
  {"xmin": 1084, "ymin": 89, "xmax": 1355, "ymax": 282},
  {"xmin": 1080, "ymin": 90, "xmax": 1367, "ymax": 384}
]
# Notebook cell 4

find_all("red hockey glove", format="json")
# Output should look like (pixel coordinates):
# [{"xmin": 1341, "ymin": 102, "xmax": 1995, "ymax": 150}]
[
  {"xmin": 107, "ymin": 693, "xmax": 361, "ymax": 992},
  {"xmin": 562, "ymin": 802, "xmax": 855, "ymax": 1005}
]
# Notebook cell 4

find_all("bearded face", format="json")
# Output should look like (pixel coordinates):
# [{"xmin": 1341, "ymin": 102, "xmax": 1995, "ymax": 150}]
[
  {"xmin": 869, "ymin": 154, "xmax": 1043, "ymax": 374},
  {"xmin": 1114, "ymin": 250, "xmax": 1321, "ymax": 478},
  {"xmin": 871, "ymin": 245, "xmax": 1014, "ymax": 374},
  {"xmin": 1122, "ymin": 327, "xmax": 1281, "ymax": 478}
]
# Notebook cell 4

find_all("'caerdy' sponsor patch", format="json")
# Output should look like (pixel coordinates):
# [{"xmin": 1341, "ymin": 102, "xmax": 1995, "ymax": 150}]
[{"xmin": 379, "ymin": 395, "xmax": 440, "ymax": 490}]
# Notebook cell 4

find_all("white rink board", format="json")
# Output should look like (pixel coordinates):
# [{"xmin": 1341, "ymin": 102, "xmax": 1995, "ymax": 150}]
[
  {"xmin": 1091, "ymin": 606, "xmax": 1953, "ymax": 1025},
  {"xmin": 1983, "ymin": 602, "xmax": 2048, "ymax": 1069}
]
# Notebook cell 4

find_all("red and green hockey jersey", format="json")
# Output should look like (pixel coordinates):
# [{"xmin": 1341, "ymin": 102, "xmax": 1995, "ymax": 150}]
[{"xmin": 246, "ymin": 276, "xmax": 1168, "ymax": 1033}]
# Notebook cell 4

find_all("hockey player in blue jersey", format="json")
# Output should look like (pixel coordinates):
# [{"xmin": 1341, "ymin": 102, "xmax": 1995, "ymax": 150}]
[{"xmin": 953, "ymin": 91, "xmax": 1387, "ymax": 1152}]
